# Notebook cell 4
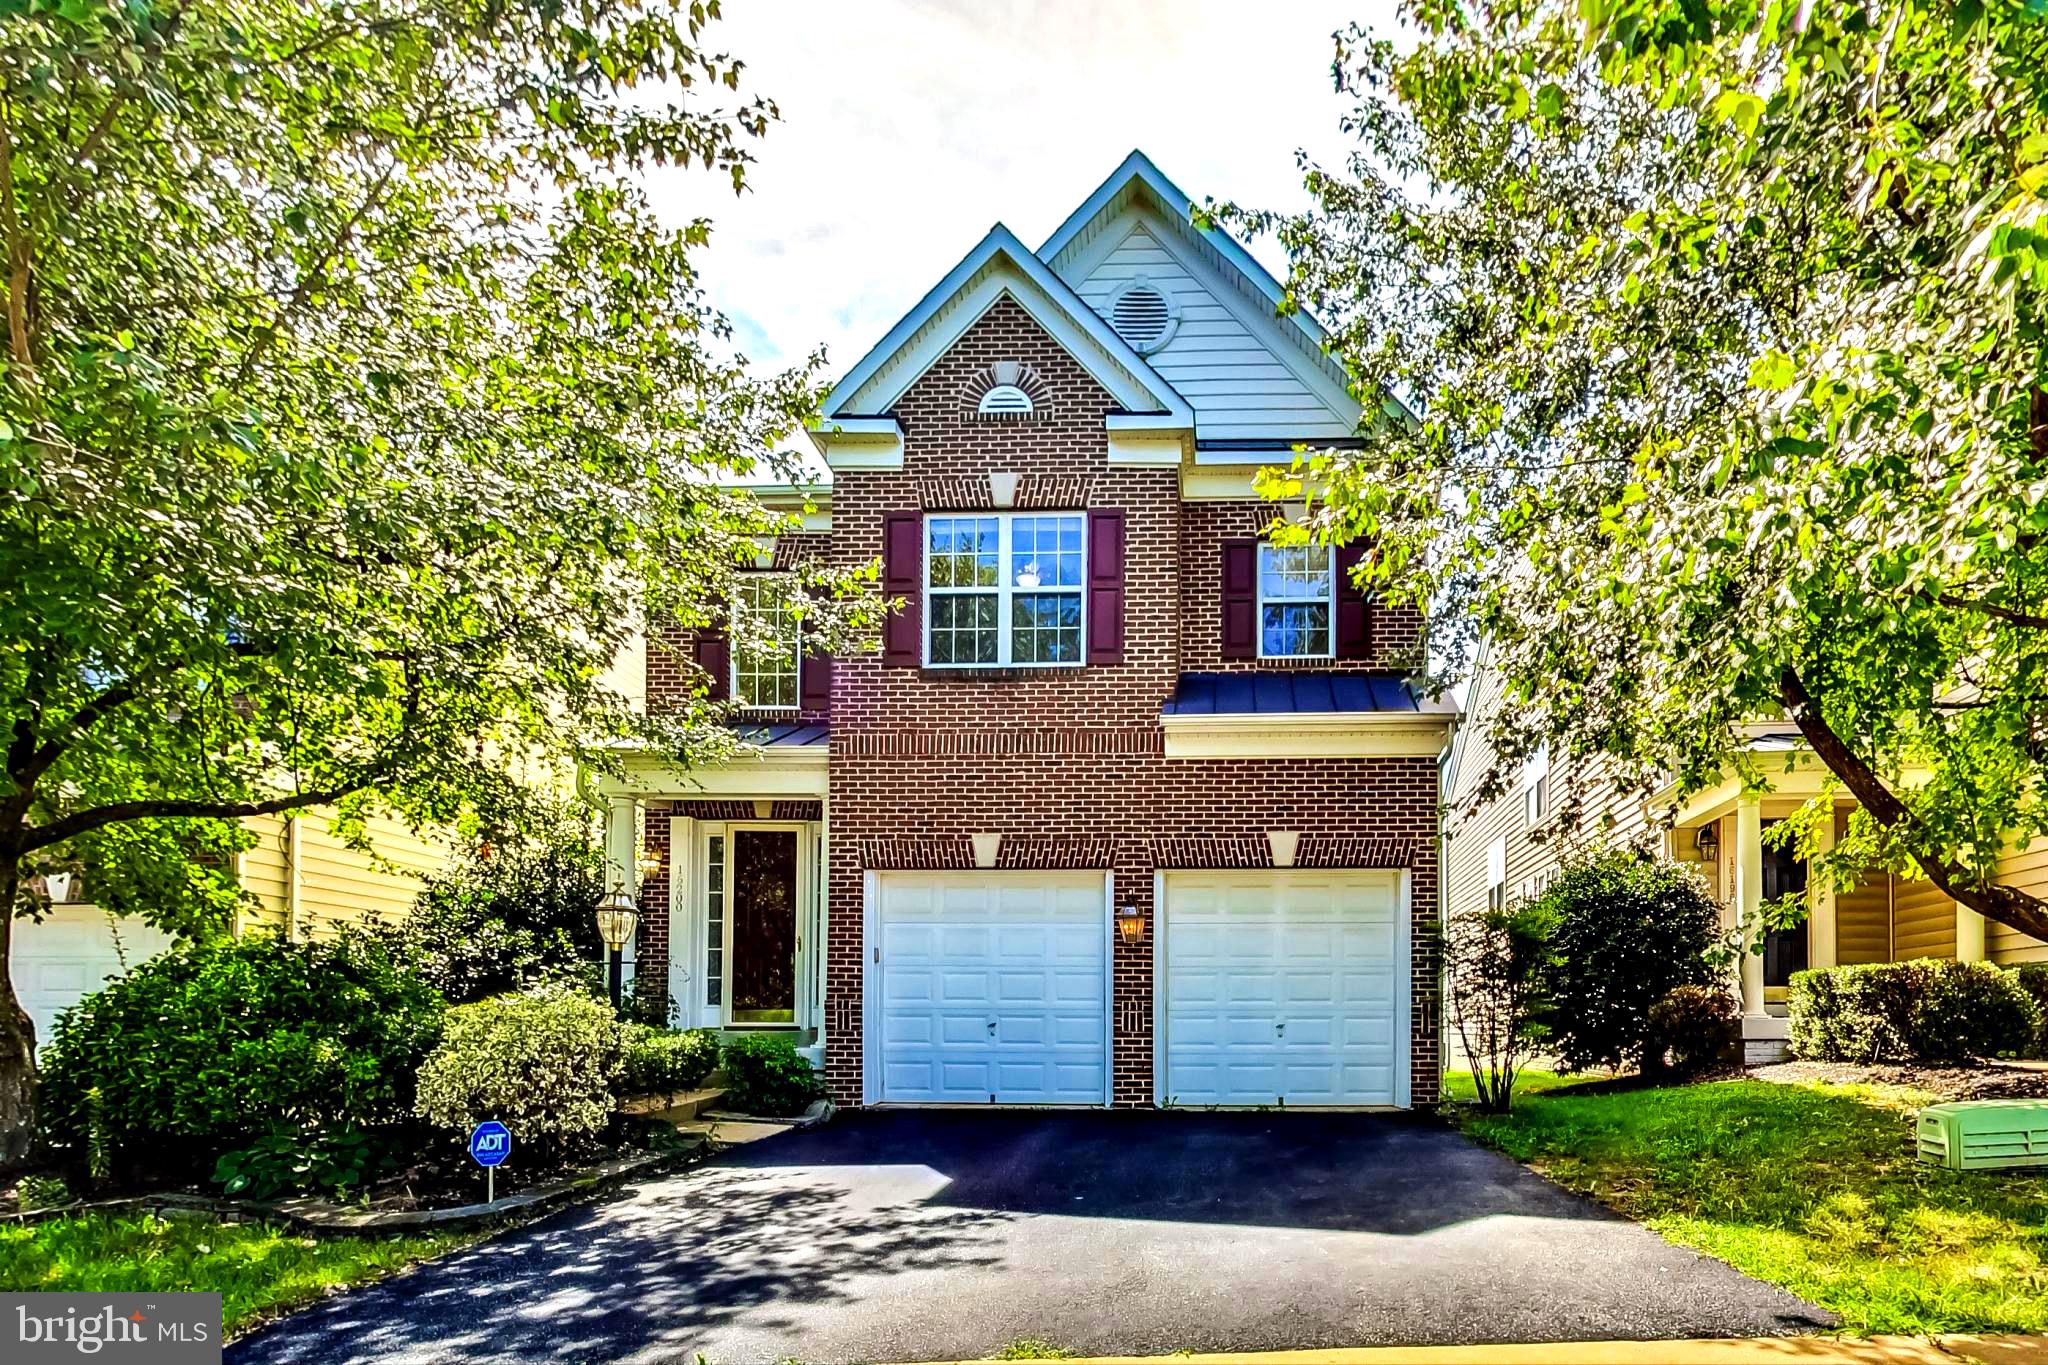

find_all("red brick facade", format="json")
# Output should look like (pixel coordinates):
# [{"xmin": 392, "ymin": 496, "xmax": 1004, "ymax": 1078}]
[{"xmin": 645, "ymin": 294, "xmax": 1444, "ymax": 1110}]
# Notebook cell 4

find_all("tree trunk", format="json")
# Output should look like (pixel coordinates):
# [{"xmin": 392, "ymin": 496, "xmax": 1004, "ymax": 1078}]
[
  {"xmin": 0, "ymin": 854, "xmax": 38, "ymax": 1172},
  {"xmin": 1780, "ymin": 665, "xmax": 2048, "ymax": 944}
]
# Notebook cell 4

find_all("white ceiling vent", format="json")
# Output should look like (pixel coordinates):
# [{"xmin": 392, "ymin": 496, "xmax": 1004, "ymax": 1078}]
[{"xmin": 1108, "ymin": 277, "xmax": 1178, "ymax": 354}]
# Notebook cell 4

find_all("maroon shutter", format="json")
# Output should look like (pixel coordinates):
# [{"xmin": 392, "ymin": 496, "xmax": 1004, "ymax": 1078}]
[
  {"xmin": 799, "ymin": 639, "xmax": 833, "ymax": 712},
  {"xmin": 693, "ymin": 629, "xmax": 730, "ymax": 702},
  {"xmin": 882, "ymin": 511, "xmax": 922, "ymax": 667},
  {"xmin": 1086, "ymin": 509, "xmax": 1125, "ymax": 666},
  {"xmin": 1335, "ymin": 542, "xmax": 1371, "ymax": 660},
  {"xmin": 1220, "ymin": 538, "xmax": 1258, "ymax": 660}
]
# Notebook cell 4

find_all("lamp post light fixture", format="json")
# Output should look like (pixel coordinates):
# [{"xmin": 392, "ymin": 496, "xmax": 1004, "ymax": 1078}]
[
  {"xmin": 594, "ymin": 887, "xmax": 639, "ymax": 1013},
  {"xmin": 1115, "ymin": 904, "xmax": 1145, "ymax": 948},
  {"xmin": 1694, "ymin": 822, "xmax": 1720, "ymax": 860}
]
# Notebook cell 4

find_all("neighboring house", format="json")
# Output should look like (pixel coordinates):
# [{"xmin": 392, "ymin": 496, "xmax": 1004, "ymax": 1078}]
[
  {"xmin": 599, "ymin": 151, "xmax": 1456, "ymax": 1110},
  {"xmin": 1445, "ymin": 638, "xmax": 2048, "ymax": 1062},
  {"xmin": 16, "ymin": 810, "xmax": 449, "ymax": 1052}
]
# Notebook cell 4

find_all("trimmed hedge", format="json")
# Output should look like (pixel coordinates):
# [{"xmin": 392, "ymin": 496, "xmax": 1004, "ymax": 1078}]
[
  {"xmin": 414, "ymin": 986, "xmax": 621, "ymax": 1155},
  {"xmin": 1788, "ymin": 959, "xmax": 2041, "ymax": 1064},
  {"xmin": 720, "ymin": 1034, "xmax": 825, "ymax": 1117},
  {"xmin": 618, "ymin": 1026, "xmax": 719, "ymax": 1097},
  {"xmin": 1647, "ymin": 984, "xmax": 1739, "ymax": 1074},
  {"xmin": 2015, "ymin": 963, "xmax": 2048, "ymax": 1058}
]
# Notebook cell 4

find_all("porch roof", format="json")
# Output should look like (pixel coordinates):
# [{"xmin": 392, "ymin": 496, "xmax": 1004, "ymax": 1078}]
[
  {"xmin": 734, "ymin": 722, "xmax": 829, "ymax": 747},
  {"xmin": 1162, "ymin": 672, "xmax": 1452, "ymax": 716}
]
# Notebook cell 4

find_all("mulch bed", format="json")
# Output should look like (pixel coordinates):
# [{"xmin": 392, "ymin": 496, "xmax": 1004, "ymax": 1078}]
[{"xmin": 1750, "ymin": 1059, "xmax": 2048, "ymax": 1102}]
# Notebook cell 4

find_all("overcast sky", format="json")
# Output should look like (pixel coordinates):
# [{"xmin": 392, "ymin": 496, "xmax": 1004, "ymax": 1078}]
[{"xmin": 647, "ymin": 0, "xmax": 1402, "ymax": 394}]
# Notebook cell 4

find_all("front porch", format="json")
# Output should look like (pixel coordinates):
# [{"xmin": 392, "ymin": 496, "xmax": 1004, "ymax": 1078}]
[
  {"xmin": 1664, "ymin": 755, "xmax": 1990, "ymax": 1063},
  {"xmin": 598, "ymin": 725, "xmax": 829, "ymax": 1063}
]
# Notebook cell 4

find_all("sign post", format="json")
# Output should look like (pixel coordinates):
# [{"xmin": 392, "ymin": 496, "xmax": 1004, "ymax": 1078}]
[{"xmin": 468, "ymin": 1120, "xmax": 511, "ymax": 1204}]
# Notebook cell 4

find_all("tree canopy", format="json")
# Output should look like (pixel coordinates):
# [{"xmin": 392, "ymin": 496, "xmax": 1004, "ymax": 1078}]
[
  {"xmin": 1239, "ymin": 0, "xmax": 2048, "ymax": 942},
  {"xmin": 0, "ymin": 0, "xmax": 871, "ymax": 1163}
]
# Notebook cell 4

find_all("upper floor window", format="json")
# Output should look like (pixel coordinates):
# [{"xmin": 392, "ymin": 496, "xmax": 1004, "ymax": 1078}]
[
  {"xmin": 926, "ymin": 513, "xmax": 1084, "ymax": 666},
  {"xmin": 731, "ymin": 575, "xmax": 799, "ymax": 709},
  {"xmin": 1258, "ymin": 542, "xmax": 1334, "ymax": 659},
  {"xmin": 1486, "ymin": 834, "xmax": 1508, "ymax": 912},
  {"xmin": 1523, "ymin": 743, "xmax": 1552, "ymax": 826}
]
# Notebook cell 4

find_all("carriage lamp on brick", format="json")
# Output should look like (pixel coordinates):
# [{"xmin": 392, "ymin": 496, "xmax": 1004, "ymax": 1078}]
[
  {"xmin": 595, "ymin": 888, "xmax": 639, "ymax": 1010},
  {"xmin": 635, "ymin": 844, "xmax": 664, "ymax": 881},
  {"xmin": 1116, "ymin": 904, "xmax": 1146, "ymax": 947}
]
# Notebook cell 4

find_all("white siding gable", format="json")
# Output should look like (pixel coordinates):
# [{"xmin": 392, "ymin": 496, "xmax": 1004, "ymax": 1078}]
[{"xmin": 1063, "ymin": 212, "xmax": 1360, "ymax": 443}]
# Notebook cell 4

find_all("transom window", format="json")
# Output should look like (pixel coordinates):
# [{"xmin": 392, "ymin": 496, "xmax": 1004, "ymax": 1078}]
[
  {"xmin": 731, "ymin": 576, "xmax": 799, "ymax": 709},
  {"xmin": 1258, "ymin": 542, "xmax": 1334, "ymax": 659},
  {"xmin": 925, "ymin": 513, "xmax": 1085, "ymax": 666}
]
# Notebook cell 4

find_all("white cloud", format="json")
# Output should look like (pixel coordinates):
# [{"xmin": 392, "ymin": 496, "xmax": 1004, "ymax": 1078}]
[{"xmin": 645, "ymin": 0, "xmax": 1399, "ymax": 396}]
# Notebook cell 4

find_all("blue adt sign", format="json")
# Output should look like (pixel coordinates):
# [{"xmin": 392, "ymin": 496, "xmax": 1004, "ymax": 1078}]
[{"xmin": 468, "ymin": 1121, "xmax": 511, "ymax": 1168}]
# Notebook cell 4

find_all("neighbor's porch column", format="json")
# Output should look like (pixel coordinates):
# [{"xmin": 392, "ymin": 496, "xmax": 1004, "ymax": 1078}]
[
  {"xmin": 1735, "ymin": 796, "xmax": 1766, "ymax": 1017},
  {"xmin": 1809, "ymin": 805, "xmax": 1838, "ymax": 970},
  {"xmin": 1956, "ymin": 901, "xmax": 1988, "ymax": 962}
]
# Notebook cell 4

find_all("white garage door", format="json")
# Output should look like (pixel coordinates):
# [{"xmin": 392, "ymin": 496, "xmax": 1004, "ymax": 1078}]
[
  {"xmin": 1162, "ymin": 870, "xmax": 1408, "ymax": 1108},
  {"xmin": 14, "ymin": 907, "xmax": 179, "ymax": 1057},
  {"xmin": 874, "ymin": 871, "xmax": 1108, "ymax": 1105}
]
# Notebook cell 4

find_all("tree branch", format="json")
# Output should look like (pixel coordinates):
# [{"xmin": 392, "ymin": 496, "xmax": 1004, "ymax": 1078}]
[
  {"xmin": 1779, "ymin": 664, "xmax": 2048, "ymax": 942},
  {"xmin": 20, "ymin": 779, "xmax": 385, "ymax": 855},
  {"xmin": 1935, "ymin": 593, "xmax": 2048, "ymax": 631}
]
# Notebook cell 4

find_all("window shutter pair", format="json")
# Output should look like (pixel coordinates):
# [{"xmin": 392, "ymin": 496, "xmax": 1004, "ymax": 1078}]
[
  {"xmin": 1218, "ymin": 538, "xmax": 1372, "ymax": 661},
  {"xmin": 692, "ymin": 619, "xmax": 832, "ymax": 711},
  {"xmin": 879, "ymin": 510, "xmax": 1126, "ymax": 667}
]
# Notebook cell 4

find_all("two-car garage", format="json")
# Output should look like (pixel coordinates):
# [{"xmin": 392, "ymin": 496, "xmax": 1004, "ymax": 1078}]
[{"xmin": 866, "ymin": 868, "xmax": 1410, "ymax": 1108}]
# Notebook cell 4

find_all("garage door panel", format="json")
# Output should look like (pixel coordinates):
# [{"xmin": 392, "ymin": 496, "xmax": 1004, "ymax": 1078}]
[
  {"xmin": 16, "ymin": 908, "xmax": 180, "ymax": 1057},
  {"xmin": 1164, "ymin": 871, "xmax": 1406, "ymax": 1109},
  {"xmin": 877, "ymin": 872, "xmax": 1107, "ymax": 1106}
]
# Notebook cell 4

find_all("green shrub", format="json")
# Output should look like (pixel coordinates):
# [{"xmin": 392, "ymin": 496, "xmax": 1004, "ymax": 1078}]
[
  {"xmin": 719, "ymin": 1034, "xmax": 825, "ymax": 1116},
  {"xmin": 1443, "ymin": 902, "xmax": 1558, "ymax": 1112},
  {"xmin": 1789, "ymin": 959, "xmax": 2041, "ymax": 1063},
  {"xmin": 39, "ymin": 932, "xmax": 442, "ymax": 1188},
  {"xmin": 2014, "ymin": 963, "xmax": 2048, "ymax": 1058},
  {"xmin": 1646, "ymin": 984, "xmax": 1739, "ymax": 1074},
  {"xmin": 414, "ymin": 986, "xmax": 621, "ymax": 1155},
  {"xmin": 393, "ymin": 825, "xmax": 606, "ymax": 1005},
  {"xmin": 618, "ymin": 1026, "xmax": 719, "ymax": 1097},
  {"xmin": 1534, "ymin": 850, "xmax": 1725, "ymax": 1073},
  {"xmin": 212, "ymin": 1127, "xmax": 396, "ymax": 1201}
]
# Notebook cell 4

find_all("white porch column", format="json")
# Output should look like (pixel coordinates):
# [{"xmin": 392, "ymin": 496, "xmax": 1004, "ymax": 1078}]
[
  {"xmin": 602, "ymin": 795, "xmax": 641, "ymax": 976},
  {"xmin": 1735, "ymin": 797, "xmax": 1766, "ymax": 1017},
  {"xmin": 1956, "ymin": 902, "xmax": 1988, "ymax": 962},
  {"xmin": 1809, "ymin": 806, "xmax": 1838, "ymax": 970}
]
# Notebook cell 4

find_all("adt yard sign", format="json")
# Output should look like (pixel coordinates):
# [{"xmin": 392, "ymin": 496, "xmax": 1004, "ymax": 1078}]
[
  {"xmin": 469, "ymin": 1121, "xmax": 511, "ymax": 1202},
  {"xmin": 468, "ymin": 1121, "xmax": 511, "ymax": 1167}
]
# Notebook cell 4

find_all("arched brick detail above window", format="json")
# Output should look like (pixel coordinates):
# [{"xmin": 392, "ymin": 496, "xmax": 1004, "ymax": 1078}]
[{"xmin": 963, "ymin": 360, "xmax": 1050, "ymax": 421}]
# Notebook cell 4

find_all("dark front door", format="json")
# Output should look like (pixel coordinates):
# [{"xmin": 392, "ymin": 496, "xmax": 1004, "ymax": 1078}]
[
  {"xmin": 731, "ymin": 829, "xmax": 798, "ymax": 1024},
  {"xmin": 1760, "ymin": 821, "xmax": 1810, "ymax": 987}
]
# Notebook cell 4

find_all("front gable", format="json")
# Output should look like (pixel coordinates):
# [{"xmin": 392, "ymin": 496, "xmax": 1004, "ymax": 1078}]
[{"xmin": 1042, "ymin": 151, "xmax": 1366, "ymax": 446}]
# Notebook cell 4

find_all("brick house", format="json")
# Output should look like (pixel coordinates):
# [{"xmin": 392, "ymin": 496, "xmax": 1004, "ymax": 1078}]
[{"xmin": 599, "ymin": 152, "xmax": 1456, "ymax": 1110}]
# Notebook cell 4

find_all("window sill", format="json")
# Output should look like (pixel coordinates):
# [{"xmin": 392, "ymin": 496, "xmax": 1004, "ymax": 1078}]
[{"xmin": 918, "ymin": 667, "xmax": 1078, "ymax": 682}]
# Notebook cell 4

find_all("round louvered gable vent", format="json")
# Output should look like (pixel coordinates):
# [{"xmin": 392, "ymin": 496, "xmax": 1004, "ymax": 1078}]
[{"xmin": 1108, "ymin": 278, "xmax": 1177, "ymax": 353}]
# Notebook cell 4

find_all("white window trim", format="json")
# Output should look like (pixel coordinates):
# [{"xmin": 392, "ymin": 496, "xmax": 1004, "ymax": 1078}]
[
  {"xmin": 1255, "ymin": 542, "xmax": 1336, "ymax": 661},
  {"xmin": 1486, "ymin": 834, "xmax": 1508, "ymax": 913},
  {"xmin": 730, "ymin": 575, "xmax": 801, "ymax": 711},
  {"xmin": 1523, "ymin": 743, "xmax": 1552, "ymax": 827},
  {"xmin": 922, "ymin": 512, "xmax": 1087, "ymax": 669}
]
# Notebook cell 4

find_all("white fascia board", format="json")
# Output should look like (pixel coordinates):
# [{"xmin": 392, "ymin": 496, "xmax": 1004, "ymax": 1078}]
[
  {"xmin": 1161, "ymin": 711, "xmax": 1455, "ymax": 760},
  {"xmin": 806, "ymin": 416, "xmax": 904, "ymax": 467},
  {"xmin": 1106, "ymin": 432, "xmax": 1186, "ymax": 466},
  {"xmin": 604, "ymin": 744, "xmax": 829, "ymax": 800},
  {"xmin": 820, "ymin": 224, "xmax": 1190, "ymax": 426}
]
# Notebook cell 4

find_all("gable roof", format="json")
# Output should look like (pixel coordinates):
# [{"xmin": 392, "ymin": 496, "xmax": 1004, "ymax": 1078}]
[
  {"xmin": 817, "ymin": 223, "xmax": 1193, "ymax": 427},
  {"xmin": 1039, "ymin": 151, "xmax": 1361, "ymax": 423}
]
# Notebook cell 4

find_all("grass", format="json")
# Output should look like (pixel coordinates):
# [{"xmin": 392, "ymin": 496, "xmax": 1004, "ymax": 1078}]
[
  {"xmin": 1445, "ymin": 1069, "xmax": 2048, "ymax": 1335},
  {"xmin": 0, "ymin": 1212, "xmax": 478, "ymax": 1337},
  {"xmin": 992, "ymin": 1339, "xmax": 1078, "ymax": 1360}
]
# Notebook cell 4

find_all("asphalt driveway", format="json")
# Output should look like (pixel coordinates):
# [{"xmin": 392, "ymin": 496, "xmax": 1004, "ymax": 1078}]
[{"xmin": 229, "ymin": 1111, "xmax": 1830, "ymax": 1365}]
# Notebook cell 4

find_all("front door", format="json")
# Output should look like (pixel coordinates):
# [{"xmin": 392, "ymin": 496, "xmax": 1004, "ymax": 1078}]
[
  {"xmin": 1761, "ymin": 820, "xmax": 1810, "ymax": 988},
  {"xmin": 731, "ymin": 828, "xmax": 799, "ymax": 1024}
]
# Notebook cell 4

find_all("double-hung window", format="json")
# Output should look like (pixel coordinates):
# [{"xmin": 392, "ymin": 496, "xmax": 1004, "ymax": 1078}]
[
  {"xmin": 731, "ymin": 575, "xmax": 799, "ymax": 709},
  {"xmin": 925, "ymin": 512, "xmax": 1085, "ymax": 666},
  {"xmin": 1257, "ymin": 542, "xmax": 1334, "ymax": 658},
  {"xmin": 1522, "ymin": 743, "xmax": 1552, "ymax": 826}
]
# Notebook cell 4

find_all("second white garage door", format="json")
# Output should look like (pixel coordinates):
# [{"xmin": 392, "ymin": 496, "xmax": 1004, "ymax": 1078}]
[
  {"xmin": 1161, "ymin": 869, "xmax": 1408, "ymax": 1108},
  {"xmin": 873, "ymin": 871, "xmax": 1109, "ymax": 1106}
]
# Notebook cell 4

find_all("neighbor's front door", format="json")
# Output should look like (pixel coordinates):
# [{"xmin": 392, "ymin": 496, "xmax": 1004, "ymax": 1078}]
[{"xmin": 730, "ymin": 828, "xmax": 799, "ymax": 1024}]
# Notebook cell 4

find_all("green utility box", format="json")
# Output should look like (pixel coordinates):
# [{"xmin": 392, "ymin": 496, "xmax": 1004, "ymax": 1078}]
[{"xmin": 1915, "ymin": 1099, "xmax": 2048, "ymax": 1171}]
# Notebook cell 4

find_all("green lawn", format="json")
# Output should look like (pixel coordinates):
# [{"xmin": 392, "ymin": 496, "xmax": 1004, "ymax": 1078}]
[
  {"xmin": 0, "ymin": 1212, "xmax": 476, "ymax": 1337},
  {"xmin": 1445, "ymin": 1070, "xmax": 2048, "ymax": 1335}
]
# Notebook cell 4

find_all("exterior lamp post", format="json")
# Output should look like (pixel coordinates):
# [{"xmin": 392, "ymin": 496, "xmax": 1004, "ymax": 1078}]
[{"xmin": 594, "ymin": 888, "xmax": 639, "ymax": 1013}]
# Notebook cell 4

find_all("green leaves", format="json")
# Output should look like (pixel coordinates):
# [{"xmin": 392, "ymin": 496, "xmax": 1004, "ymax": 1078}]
[{"xmin": 1240, "ymin": 0, "xmax": 2048, "ymax": 938}]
